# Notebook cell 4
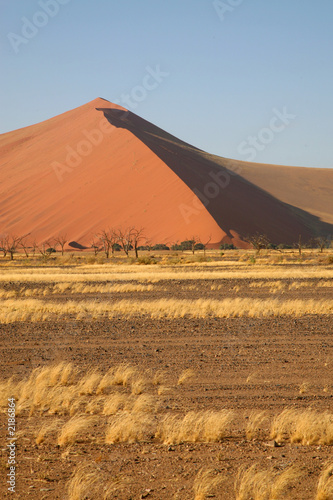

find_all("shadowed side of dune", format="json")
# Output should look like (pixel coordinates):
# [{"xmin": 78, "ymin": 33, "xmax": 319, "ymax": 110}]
[{"xmin": 97, "ymin": 107, "xmax": 333, "ymax": 245}]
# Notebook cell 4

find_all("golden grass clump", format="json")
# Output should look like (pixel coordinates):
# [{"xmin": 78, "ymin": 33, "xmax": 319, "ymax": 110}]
[
  {"xmin": 96, "ymin": 369, "xmax": 116, "ymax": 395},
  {"xmin": 67, "ymin": 462, "xmax": 124, "ymax": 500},
  {"xmin": 1, "ymin": 296, "xmax": 333, "ymax": 322},
  {"xmin": 35, "ymin": 419, "xmax": 63, "ymax": 445},
  {"xmin": 317, "ymin": 281, "xmax": 333, "ymax": 288},
  {"xmin": 58, "ymin": 415, "xmax": 98, "ymax": 446},
  {"xmin": 299, "ymin": 382, "xmax": 310, "ymax": 394},
  {"xmin": 85, "ymin": 396, "xmax": 106, "ymax": 415},
  {"xmin": 130, "ymin": 377, "xmax": 147, "ymax": 395},
  {"xmin": 1, "ymin": 265, "xmax": 333, "ymax": 285},
  {"xmin": 235, "ymin": 463, "xmax": 300, "ymax": 500},
  {"xmin": 152, "ymin": 369, "xmax": 167, "ymax": 386},
  {"xmin": 112, "ymin": 364, "xmax": 137, "ymax": 386},
  {"xmin": 193, "ymin": 467, "xmax": 225, "ymax": 500},
  {"xmin": 105, "ymin": 414, "xmax": 155, "ymax": 444},
  {"xmin": 0, "ymin": 377, "xmax": 17, "ymax": 407},
  {"xmin": 157, "ymin": 385, "xmax": 172, "ymax": 396},
  {"xmin": 177, "ymin": 368, "xmax": 195, "ymax": 386},
  {"xmin": 270, "ymin": 408, "xmax": 333, "ymax": 445},
  {"xmin": 54, "ymin": 282, "xmax": 154, "ymax": 294},
  {"xmin": 156, "ymin": 410, "xmax": 233, "ymax": 445},
  {"xmin": 246, "ymin": 411, "xmax": 269, "ymax": 441},
  {"xmin": 103, "ymin": 394, "xmax": 128, "ymax": 416},
  {"xmin": 316, "ymin": 462, "xmax": 333, "ymax": 500},
  {"xmin": 131, "ymin": 395, "xmax": 160, "ymax": 414},
  {"xmin": 14, "ymin": 363, "xmax": 76, "ymax": 415},
  {"xmin": 77, "ymin": 371, "xmax": 102, "ymax": 395}
]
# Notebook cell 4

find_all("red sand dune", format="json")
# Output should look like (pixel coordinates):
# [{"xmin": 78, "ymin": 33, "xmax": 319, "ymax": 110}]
[{"xmin": 0, "ymin": 98, "xmax": 332, "ymax": 248}]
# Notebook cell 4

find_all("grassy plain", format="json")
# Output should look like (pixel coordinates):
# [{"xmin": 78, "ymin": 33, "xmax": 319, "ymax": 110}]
[{"xmin": 0, "ymin": 249, "xmax": 332, "ymax": 498}]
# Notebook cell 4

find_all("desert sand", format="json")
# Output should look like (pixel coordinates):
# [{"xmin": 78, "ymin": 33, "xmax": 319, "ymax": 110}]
[{"xmin": 0, "ymin": 98, "xmax": 332, "ymax": 248}]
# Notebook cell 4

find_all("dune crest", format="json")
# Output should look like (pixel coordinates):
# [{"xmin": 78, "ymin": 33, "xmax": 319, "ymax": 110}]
[{"xmin": 0, "ymin": 98, "xmax": 332, "ymax": 247}]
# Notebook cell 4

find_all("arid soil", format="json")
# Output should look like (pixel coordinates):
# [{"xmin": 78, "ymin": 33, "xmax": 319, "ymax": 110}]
[{"xmin": 0, "ymin": 272, "xmax": 332, "ymax": 499}]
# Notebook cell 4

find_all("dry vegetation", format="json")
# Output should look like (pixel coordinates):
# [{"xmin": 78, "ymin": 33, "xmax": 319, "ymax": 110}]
[
  {"xmin": 2, "ymin": 363, "xmax": 332, "ymax": 447},
  {"xmin": 66, "ymin": 462, "xmax": 125, "ymax": 500},
  {"xmin": 234, "ymin": 464, "xmax": 301, "ymax": 500},
  {"xmin": 0, "ymin": 252, "xmax": 332, "ymax": 498},
  {"xmin": 1, "ymin": 361, "xmax": 333, "ymax": 496},
  {"xmin": 193, "ymin": 468, "xmax": 225, "ymax": 500},
  {"xmin": 0, "ymin": 296, "xmax": 332, "ymax": 323},
  {"xmin": 316, "ymin": 462, "xmax": 333, "ymax": 500},
  {"xmin": 270, "ymin": 408, "xmax": 333, "ymax": 445}
]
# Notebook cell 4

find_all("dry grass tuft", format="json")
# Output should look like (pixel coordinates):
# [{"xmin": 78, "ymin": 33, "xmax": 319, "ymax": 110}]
[
  {"xmin": 177, "ymin": 368, "xmax": 195, "ymax": 386},
  {"xmin": 316, "ymin": 461, "xmax": 333, "ymax": 500},
  {"xmin": 2, "ymin": 295, "xmax": 333, "ymax": 323},
  {"xmin": 246, "ymin": 411, "xmax": 269, "ymax": 441},
  {"xmin": 11, "ymin": 363, "xmax": 78, "ymax": 415},
  {"xmin": 131, "ymin": 377, "xmax": 147, "ymax": 395},
  {"xmin": 35, "ymin": 419, "xmax": 63, "ymax": 445},
  {"xmin": 0, "ymin": 377, "xmax": 17, "ymax": 407},
  {"xmin": 270, "ymin": 408, "xmax": 333, "ymax": 445},
  {"xmin": 57, "ymin": 415, "xmax": 97, "ymax": 446},
  {"xmin": 85, "ymin": 396, "xmax": 106, "ymax": 415},
  {"xmin": 131, "ymin": 395, "xmax": 160, "ymax": 414},
  {"xmin": 105, "ymin": 414, "xmax": 155, "ymax": 444},
  {"xmin": 96, "ymin": 369, "xmax": 116, "ymax": 395},
  {"xmin": 67, "ymin": 462, "xmax": 124, "ymax": 500},
  {"xmin": 103, "ymin": 394, "xmax": 128, "ymax": 416},
  {"xmin": 246, "ymin": 371, "xmax": 259, "ymax": 384},
  {"xmin": 77, "ymin": 371, "xmax": 102, "ymax": 395},
  {"xmin": 112, "ymin": 364, "xmax": 137, "ymax": 386},
  {"xmin": 152, "ymin": 369, "xmax": 167, "ymax": 386},
  {"xmin": 157, "ymin": 385, "xmax": 172, "ymax": 396},
  {"xmin": 235, "ymin": 463, "xmax": 300, "ymax": 500},
  {"xmin": 193, "ymin": 467, "xmax": 225, "ymax": 500},
  {"xmin": 156, "ymin": 410, "xmax": 233, "ymax": 445},
  {"xmin": 299, "ymin": 382, "xmax": 310, "ymax": 394}
]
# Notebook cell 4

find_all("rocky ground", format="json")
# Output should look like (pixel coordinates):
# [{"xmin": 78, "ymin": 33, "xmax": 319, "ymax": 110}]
[{"xmin": 0, "ymin": 274, "xmax": 332, "ymax": 499}]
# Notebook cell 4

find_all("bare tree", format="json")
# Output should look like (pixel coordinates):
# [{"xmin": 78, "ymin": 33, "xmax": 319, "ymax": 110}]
[
  {"xmin": 91, "ymin": 237, "xmax": 102, "ymax": 256},
  {"xmin": 31, "ymin": 240, "xmax": 37, "ymax": 257},
  {"xmin": 19, "ymin": 234, "xmax": 32, "ymax": 258},
  {"xmin": 98, "ymin": 229, "xmax": 119, "ymax": 258},
  {"xmin": 315, "ymin": 236, "xmax": 330, "ymax": 253},
  {"xmin": 246, "ymin": 233, "xmax": 270, "ymax": 255},
  {"xmin": 188, "ymin": 235, "xmax": 201, "ymax": 254},
  {"xmin": 144, "ymin": 237, "xmax": 153, "ymax": 252},
  {"xmin": 294, "ymin": 234, "xmax": 304, "ymax": 256},
  {"xmin": 5, "ymin": 236, "xmax": 23, "ymax": 261},
  {"xmin": 54, "ymin": 235, "xmax": 67, "ymax": 256},
  {"xmin": 20, "ymin": 239, "xmax": 29, "ymax": 258},
  {"xmin": 130, "ymin": 227, "xmax": 146, "ymax": 259},
  {"xmin": 0, "ymin": 235, "xmax": 8, "ymax": 258},
  {"xmin": 201, "ymin": 235, "xmax": 212, "ymax": 256},
  {"xmin": 37, "ymin": 240, "xmax": 54, "ymax": 259},
  {"xmin": 116, "ymin": 228, "xmax": 133, "ymax": 257}
]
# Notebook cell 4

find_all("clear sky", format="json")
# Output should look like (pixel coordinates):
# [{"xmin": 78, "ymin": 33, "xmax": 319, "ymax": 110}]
[{"xmin": 1, "ymin": 0, "xmax": 332, "ymax": 168}]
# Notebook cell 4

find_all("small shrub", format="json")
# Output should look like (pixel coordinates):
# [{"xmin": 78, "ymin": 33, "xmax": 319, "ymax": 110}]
[
  {"xmin": 137, "ymin": 256, "xmax": 157, "ymax": 265},
  {"xmin": 220, "ymin": 243, "xmax": 236, "ymax": 250},
  {"xmin": 152, "ymin": 243, "xmax": 170, "ymax": 250}
]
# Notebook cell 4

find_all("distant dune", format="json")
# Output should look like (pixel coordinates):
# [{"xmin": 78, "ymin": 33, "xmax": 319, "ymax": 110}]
[{"xmin": 0, "ymin": 98, "xmax": 332, "ymax": 248}]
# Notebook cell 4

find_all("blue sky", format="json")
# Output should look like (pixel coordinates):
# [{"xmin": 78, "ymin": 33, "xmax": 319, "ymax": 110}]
[{"xmin": 1, "ymin": 0, "xmax": 332, "ymax": 168}]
